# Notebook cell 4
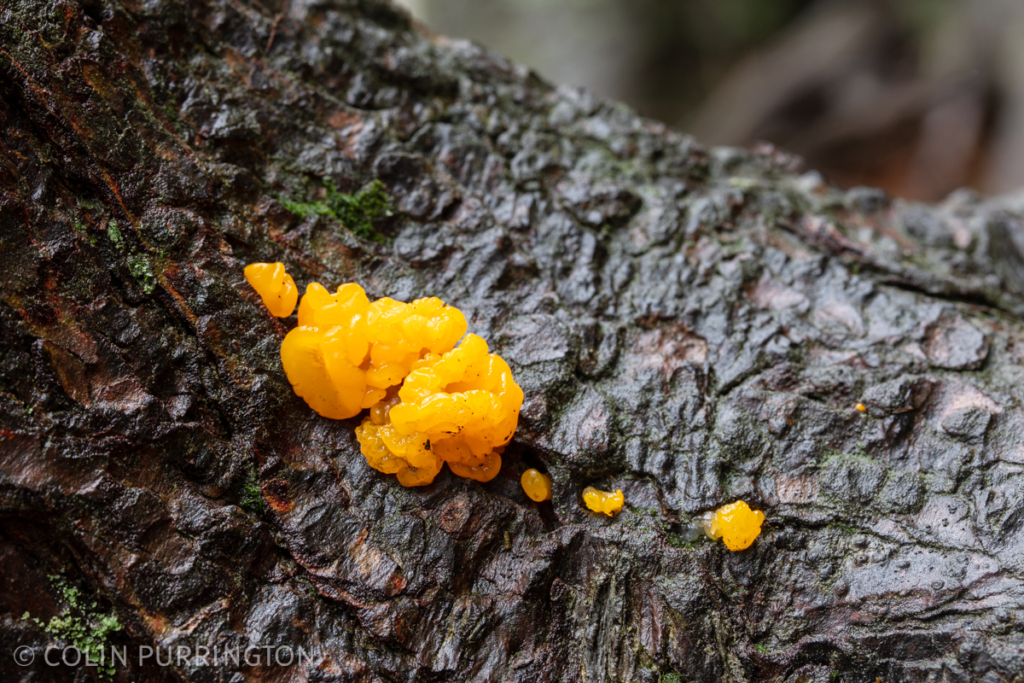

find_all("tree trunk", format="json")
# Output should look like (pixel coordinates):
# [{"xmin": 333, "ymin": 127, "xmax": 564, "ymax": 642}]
[{"xmin": 2, "ymin": 1, "xmax": 1023, "ymax": 681}]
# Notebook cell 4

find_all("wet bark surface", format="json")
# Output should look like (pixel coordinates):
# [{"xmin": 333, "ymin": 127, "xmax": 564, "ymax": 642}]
[{"xmin": 2, "ymin": 1, "xmax": 1024, "ymax": 681}]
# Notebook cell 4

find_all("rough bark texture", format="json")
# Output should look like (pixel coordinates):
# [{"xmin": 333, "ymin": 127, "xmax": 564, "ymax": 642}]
[{"xmin": 2, "ymin": 1, "xmax": 1024, "ymax": 681}]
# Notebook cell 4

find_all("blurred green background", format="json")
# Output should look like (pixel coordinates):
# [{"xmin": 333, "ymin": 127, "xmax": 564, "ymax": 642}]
[{"xmin": 394, "ymin": 0, "xmax": 1024, "ymax": 201}]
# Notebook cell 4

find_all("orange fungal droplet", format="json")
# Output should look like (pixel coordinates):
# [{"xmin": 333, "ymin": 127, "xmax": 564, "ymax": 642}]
[
  {"xmin": 696, "ymin": 500, "xmax": 764, "ymax": 551},
  {"xmin": 521, "ymin": 469, "xmax": 552, "ymax": 502},
  {"xmin": 583, "ymin": 486, "xmax": 624, "ymax": 516},
  {"xmin": 245, "ymin": 262, "xmax": 299, "ymax": 317}
]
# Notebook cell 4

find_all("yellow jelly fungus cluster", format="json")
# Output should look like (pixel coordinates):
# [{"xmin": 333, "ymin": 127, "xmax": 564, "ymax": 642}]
[
  {"xmin": 855, "ymin": 402, "xmax": 867, "ymax": 412},
  {"xmin": 583, "ymin": 486, "xmax": 624, "ymax": 516},
  {"xmin": 245, "ymin": 262, "xmax": 299, "ymax": 317},
  {"xmin": 521, "ymin": 469, "xmax": 552, "ymax": 502},
  {"xmin": 252, "ymin": 264, "xmax": 524, "ymax": 488},
  {"xmin": 696, "ymin": 500, "xmax": 765, "ymax": 551}
]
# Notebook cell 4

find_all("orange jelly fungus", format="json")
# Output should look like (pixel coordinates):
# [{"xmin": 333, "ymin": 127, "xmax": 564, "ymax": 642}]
[
  {"xmin": 521, "ymin": 469, "xmax": 552, "ymax": 502},
  {"xmin": 357, "ymin": 333, "xmax": 523, "ymax": 486},
  {"xmin": 281, "ymin": 281, "xmax": 469, "ymax": 420},
  {"xmin": 696, "ymin": 500, "xmax": 765, "ymax": 551},
  {"xmin": 245, "ymin": 262, "xmax": 299, "ymax": 317},
  {"xmin": 264, "ymin": 264, "xmax": 524, "ymax": 488},
  {"xmin": 583, "ymin": 486, "xmax": 624, "ymax": 516},
  {"xmin": 855, "ymin": 403, "xmax": 867, "ymax": 412}
]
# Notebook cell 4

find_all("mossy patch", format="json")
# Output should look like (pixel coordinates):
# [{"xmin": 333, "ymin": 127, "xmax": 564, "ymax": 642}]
[
  {"xmin": 107, "ymin": 220, "xmax": 124, "ymax": 250},
  {"xmin": 23, "ymin": 574, "xmax": 122, "ymax": 680},
  {"xmin": 239, "ymin": 466, "xmax": 264, "ymax": 516},
  {"xmin": 666, "ymin": 533, "xmax": 695, "ymax": 549},
  {"xmin": 127, "ymin": 254, "xmax": 157, "ymax": 295},
  {"xmin": 280, "ymin": 179, "xmax": 392, "ymax": 243},
  {"xmin": 831, "ymin": 520, "xmax": 859, "ymax": 535}
]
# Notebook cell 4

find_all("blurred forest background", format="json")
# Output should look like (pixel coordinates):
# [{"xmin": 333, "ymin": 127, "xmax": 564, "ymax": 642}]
[{"xmin": 394, "ymin": 0, "xmax": 1024, "ymax": 201}]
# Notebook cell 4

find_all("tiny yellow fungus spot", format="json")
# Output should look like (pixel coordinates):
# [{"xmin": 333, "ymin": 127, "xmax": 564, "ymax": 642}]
[
  {"xmin": 245, "ymin": 262, "xmax": 298, "ymax": 317},
  {"xmin": 521, "ymin": 468, "xmax": 552, "ymax": 502},
  {"xmin": 696, "ymin": 500, "xmax": 764, "ymax": 551},
  {"xmin": 855, "ymin": 403, "xmax": 867, "ymax": 412},
  {"xmin": 583, "ymin": 486, "xmax": 624, "ymax": 516}
]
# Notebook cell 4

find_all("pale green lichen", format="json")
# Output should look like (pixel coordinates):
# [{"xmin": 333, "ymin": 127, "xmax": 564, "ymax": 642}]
[
  {"xmin": 23, "ymin": 574, "xmax": 122, "ymax": 680},
  {"xmin": 127, "ymin": 254, "xmax": 156, "ymax": 294},
  {"xmin": 107, "ymin": 220, "xmax": 124, "ymax": 250}
]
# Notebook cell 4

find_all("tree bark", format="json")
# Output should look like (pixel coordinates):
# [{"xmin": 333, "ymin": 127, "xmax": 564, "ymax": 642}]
[{"xmin": 2, "ymin": 1, "xmax": 1024, "ymax": 681}]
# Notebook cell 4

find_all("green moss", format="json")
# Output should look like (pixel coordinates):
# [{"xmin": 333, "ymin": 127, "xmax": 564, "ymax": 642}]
[
  {"xmin": 23, "ymin": 574, "xmax": 122, "ymax": 679},
  {"xmin": 278, "ymin": 196, "xmax": 335, "ymax": 219},
  {"xmin": 636, "ymin": 646, "xmax": 657, "ymax": 670},
  {"xmin": 831, "ymin": 520, "xmax": 858, "ymax": 535},
  {"xmin": 330, "ymin": 179, "xmax": 392, "ymax": 240},
  {"xmin": 666, "ymin": 533, "xmax": 698, "ymax": 549},
  {"xmin": 239, "ymin": 467, "xmax": 264, "ymax": 516},
  {"xmin": 280, "ymin": 179, "xmax": 392, "ymax": 243},
  {"xmin": 296, "ymin": 575, "xmax": 318, "ymax": 597},
  {"xmin": 661, "ymin": 674, "xmax": 684, "ymax": 683},
  {"xmin": 107, "ymin": 220, "xmax": 124, "ymax": 250},
  {"xmin": 127, "ymin": 254, "xmax": 156, "ymax": 295}
]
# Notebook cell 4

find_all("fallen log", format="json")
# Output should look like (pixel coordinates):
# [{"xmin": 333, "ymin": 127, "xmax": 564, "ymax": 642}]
[{"xmin": 1, "ymin": 1, "xmax": 1023, "ymax": 681}]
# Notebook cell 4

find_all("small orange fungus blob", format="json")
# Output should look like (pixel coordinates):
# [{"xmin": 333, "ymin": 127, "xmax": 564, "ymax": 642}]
[
  {"xmin": 245, "ymin": 262, "xmax": 298, "ymax": 317},
  {"xmin": 697, "ymin": 500, "xmax": 764, "ymax": 551},
  {"xmin": 259, "ymin": 262, "xmax": 523, "ymax": 488},
  {"xmin": 855, "ymin": 403, "xmax": 867, "ymax": 412},
  {"xmin": 583, "ymin": 486, "xmax": 624, "ymax": 516},
  {"xmin": 521, "ymin": 469, "xmax": 552, "ymax": 502}
]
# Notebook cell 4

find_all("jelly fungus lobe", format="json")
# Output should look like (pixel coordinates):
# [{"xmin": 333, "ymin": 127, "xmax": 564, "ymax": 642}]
[
  {"xmin": 696, "ymin": 500, "xmax": 764, "ymax": 551},
  {"xmin": 521, "ymin": 469, "xmax": 552, "ymax": 502},
  {"xmin": 245, "ymin": 262, "xmax": 298, "ymax": 317},
  {"xmin": 583, "ymin": 486, "xmax": 624, "ymax": 516}
]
